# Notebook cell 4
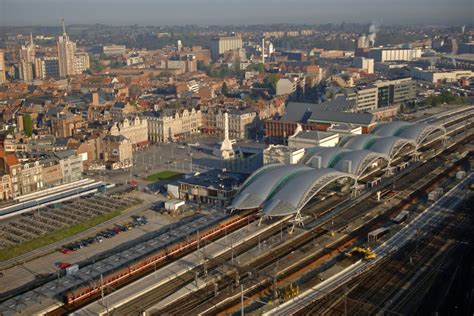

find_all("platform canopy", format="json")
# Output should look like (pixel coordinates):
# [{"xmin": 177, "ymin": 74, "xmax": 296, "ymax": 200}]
[
  {"xmin": 230, "ymin": 164, "xmax": 313, "ymax": 210},
  {"xmin": 262, "ymin": 168, "xmax": 356, "ymax": 216}
]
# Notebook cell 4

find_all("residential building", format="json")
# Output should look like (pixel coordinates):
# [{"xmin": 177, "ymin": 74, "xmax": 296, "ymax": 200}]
[
  {"xmin": 210, "ymin": 36, "xmax": 243, "ymax": 60},
  {"xmin": 19, "ymin": 161, "xmax": 43, "ymax": 195},
  {"xmin": 51, "ymin": 112, "xmax": 84, "ymax": 138},
  {"xmin": 19, "ymin": 59, "xmax": 34, "ymax": 82},
  {"xmin": 40, "ymin": 158, "xmax": 63, "ymax": 187},
  {"xmin": 353, "ymin": 57, "xmax": 374, "ymax": 74},
  {"xmin": 110, "ymin": 116, "xmax": 148, "ymax": 148},
  {"xmin": 276, "ymin": 78, "xmax": 298, "ymax": 96},
  {"xmin": 0, "ymin": 49, "xmax": 6, "ymax": 83},
  {"xmin": 0, "ymin": 150, "xmax": 22, "ymax": 198},
  {"xmin": 74, "ymin": 52, "xmax": 90, "ymax": 75},
  {"xmin": 0, "ymin": 174, "xmax": 13, "ymax": 201},
  {"xmin": 54, "ymin": 150, "xmax": 83, "ymax": 183},
  {"xmin": 35, "ymin": 57, "xmax": 60, "ymax": 79},
  {"xmin": 110, "ymin": 102, "xmax": 136, "ymax": 120},
  {"xmin": 57, "ymin": 21, "xmax": 77, "ymax": 78},
  {"xmin": 145, "ymin": 108, "xmax": 202, "ymax": 143},
  {"xmin": 203, "ymin": 109, "xmax": 257, "ymax": 140},
  {"xmin": 102, "ymin": 135, "xmax": 133, "ymax": 169}
]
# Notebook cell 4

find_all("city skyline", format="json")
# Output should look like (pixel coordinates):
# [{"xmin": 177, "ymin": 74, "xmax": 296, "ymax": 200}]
[{"xmin": 0, "ymin": 0, "xmax": 472, "ymax": 26}]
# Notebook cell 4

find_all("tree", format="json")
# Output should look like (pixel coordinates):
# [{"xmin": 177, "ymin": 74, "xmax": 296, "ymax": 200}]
[
  {"xmin": 23, "ymin": 114, "xmax": 33, "ymax": 137},
  {"xmin": 221, "ymin": 82, "xmax": 229, "ymax": 95},
  {"xmin": 246, "ymin": 63, "xmax": 265, "ymax": 74}
]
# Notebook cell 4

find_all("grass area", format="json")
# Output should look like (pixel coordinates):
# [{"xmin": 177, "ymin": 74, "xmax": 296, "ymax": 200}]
[
  {"xmin": 0, "ymin": 202, "xmax": 141, "ymax": 262},
  {"xmin": 143, "ymin": 171, "xmax": 183, "ymax": 182}
]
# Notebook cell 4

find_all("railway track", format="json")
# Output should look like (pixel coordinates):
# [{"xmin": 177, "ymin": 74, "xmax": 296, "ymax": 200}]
[
  {"xmin": 177, "ymin": 140, "xmax": 473, "ymax": 316},
  {"xmin": 304, "ymin": 195, "xmax": 469, "ymax": 316}
]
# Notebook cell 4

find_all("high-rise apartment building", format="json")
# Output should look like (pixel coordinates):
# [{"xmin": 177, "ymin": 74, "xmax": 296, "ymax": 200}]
[
  {"xmin": 74, "ymin": 52, "xmax": 90, "ymax": 75},
  {"xmin": 35, "ymin": 57, "xmax": 60, "ymax": 79},
  {"xmin": 19, "ymin": 33, "xmax": 36, "ymax": 81},
  {"xmin": 0, "ymin": 50, "xmax": 6, "ymax": 84},
  {"xmin": 210, "ymin": 36, "xmax": 243, "ymax": 60},
  {"xmin": 57, "ymin": 20, "xmax": 77, "ymax": 78}
]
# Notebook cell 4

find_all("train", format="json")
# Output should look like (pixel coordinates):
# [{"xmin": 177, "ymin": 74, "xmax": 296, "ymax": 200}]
[{"xmin": 64, "ymin": 209, "xmax": 257, "ymax": 305}]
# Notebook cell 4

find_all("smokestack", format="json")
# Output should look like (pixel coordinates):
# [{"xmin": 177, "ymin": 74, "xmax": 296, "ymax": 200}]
[
  {"xmin": 262, "ymin": 38, "xmax": 265, "ymax": 64},
  {"xmin": 367, "ymin": 23, "xmax": 378, "ymax": 47}
]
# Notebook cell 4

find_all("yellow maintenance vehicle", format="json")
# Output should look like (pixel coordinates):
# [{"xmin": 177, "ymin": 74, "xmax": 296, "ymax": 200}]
[{"xmin": 345, "ymin": 247, "xmax": 377, "ymax": 261}]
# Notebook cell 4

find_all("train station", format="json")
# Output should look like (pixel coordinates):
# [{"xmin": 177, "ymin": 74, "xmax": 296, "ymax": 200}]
[{"xmin": 231, "ymin": 121, "xmax": 447, "ymax": 221}]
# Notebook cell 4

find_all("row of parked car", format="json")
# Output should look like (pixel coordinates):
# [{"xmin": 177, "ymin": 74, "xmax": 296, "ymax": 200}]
[{"xmin": 59, "ymin": 216, "xmax": 148, "ymax": 254}]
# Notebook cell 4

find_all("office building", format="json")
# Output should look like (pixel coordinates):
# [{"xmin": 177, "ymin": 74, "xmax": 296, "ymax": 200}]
[
  {"xmin": 0, "ymin": 50, "xmax": 6, "ymax": 83},
  {"xmin": 354, "ymin": 86, "xmax": 379, "ymax": 112},
  {"xmin": 374, "ymin": 78, "xmax": 416, "ymax": 107},
  {"xmin": 210, "ymin": 36, "xmax": 243, "ymax": 60},
  {"xmin": 57, "ymin": 20, "xmax": 77, "ymax": 78}
]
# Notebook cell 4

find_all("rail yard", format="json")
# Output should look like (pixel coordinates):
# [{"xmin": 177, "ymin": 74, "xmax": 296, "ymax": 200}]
[{"xmin": 0, "ymin": 106, "xmax": 473, "ymax": 316}]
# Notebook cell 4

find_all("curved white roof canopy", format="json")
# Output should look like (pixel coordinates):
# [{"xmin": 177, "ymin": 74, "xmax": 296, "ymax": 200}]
[
  {"xmin": 263, "ymin": 168, "xmax": 356, "ymax": 216},
  {"xmin": 371, "ymin": 121, "xmax": 412, "ymax": 137},
  {"xmin": 341, "ymin": 134, "xmax": 380, "ymax": 150},
  {"xmin": 334, "ymin": 150, "xmax": 389, "ymax": 177},
  {"xmin": 230, "ymin": 164, "xmax": 313, "ymax": 210},
  {"xmin": 369, "ymin": 136, "xmax": 416, "ymax": 158},
  {"xmin": 300, "ymin": 146, "xmax": 351, "ymax": 168},
  {"xmin": 396, "ymin": 123, "xmax": 446, "ymax": 146}
]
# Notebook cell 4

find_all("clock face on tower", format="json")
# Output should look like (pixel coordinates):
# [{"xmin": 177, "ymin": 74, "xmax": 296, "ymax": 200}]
[{"xmin": 112, "ymin": 149, "xmax": 119, "ymax": 156}]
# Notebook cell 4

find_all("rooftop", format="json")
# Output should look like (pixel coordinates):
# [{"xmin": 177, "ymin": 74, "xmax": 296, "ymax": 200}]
[{"xmin": 180, "ymin": 170, "xmax": 247, "ymax": 191}]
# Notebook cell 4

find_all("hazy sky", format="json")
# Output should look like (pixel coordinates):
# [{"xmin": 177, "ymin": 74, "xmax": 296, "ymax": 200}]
[{"xmin": 1, "ymin": 0, "xmax": 472, "ymax": 26}]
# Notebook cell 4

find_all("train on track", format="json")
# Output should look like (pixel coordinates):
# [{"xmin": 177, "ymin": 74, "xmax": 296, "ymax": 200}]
[{"xmin": 65, "ymin": 209, "xmax": 257, "ymax": 305}]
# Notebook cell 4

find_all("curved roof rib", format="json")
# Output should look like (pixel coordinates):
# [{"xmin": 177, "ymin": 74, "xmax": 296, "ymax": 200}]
[
  {"xmin": 396, "ymin": 123, "xmax": 446, "ymax": 146},
  {"xmin": 371, "ymin": 121, "xmax": 412, "ymax": 137},
  {"xmin": 334, "ymin": 149, "xmax": 389, "ymax": 177},
  {"xmin": 263, "ymin": 169, "xmax": 356, "ymax": 216},
  {"xmin": 341, "ymin": 134, "xmax": 380, "ymax": 150},
  {"xmin": 369, "ymin": 136, "xmax": 416, "ymax": 158},
  {"xmin": 300, "ymin": 147, "xmax": 350, "ymax": 168},
  {"xmin": 230, "ymin": 164, "xmax": 312, "ymax": 210}
]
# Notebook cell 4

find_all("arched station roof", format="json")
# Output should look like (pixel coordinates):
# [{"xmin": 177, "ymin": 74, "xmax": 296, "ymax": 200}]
[
  {"xmin": 396, "ymin": 123, "xmax": 446, "ymax": 145},
  {"xmin": 369, "ymin": 136, "xmax": 416, "ymax": 158},
  {"xmin": 334, "ymin": 149, "xmax": 389, "ymax": 176},
  {"xmin": 371, "ymin": 121, "xmax": 411, "ymax": 137},
  {"xmin": 341, "ymin": 134, "xmax": 380, "ymax": 150},
  {"xmin": 300, "ymin": 147, "xmax": 350, "ymax": 168},
  {"xmin": 262, "ymin": 169, "xmax": 356, "ymax": 217},
  {"xmin": 230, "ymin": 164, "xmax": 312, "ymax": 210},
  {"xmin": 371, "ymin": 121, "xmax": 445, "ymax": 147}
]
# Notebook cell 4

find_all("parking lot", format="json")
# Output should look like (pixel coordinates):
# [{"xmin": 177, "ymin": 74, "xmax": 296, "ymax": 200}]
[
  {"xmin": 0, "ymin": 207, "xmax": 189, "ymax": 295},
  {"xmin": 59, "ymin": 215, "xmax": 148, "ymax": 254},
  {"xmin": 0, "ymin": 193, "xmax": 140, "ymax": 250}
]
